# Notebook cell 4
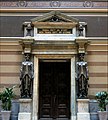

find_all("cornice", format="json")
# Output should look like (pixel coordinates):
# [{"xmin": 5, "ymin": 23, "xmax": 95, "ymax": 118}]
[
  {"xmin": 0, "ymin": 9, "xmax": 107, "ymax": 13},
  {"xmin": 0, "ymin": 37, "xmax": 108, "ymax": 42}
]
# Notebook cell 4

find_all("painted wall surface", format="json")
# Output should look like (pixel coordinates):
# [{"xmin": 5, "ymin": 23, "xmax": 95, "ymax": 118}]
[
  {"xmin": 0, "ymin": 16, "xmax": 107, "ymax": 37},
  {"xmin": 0, "ymin": 41, "xmax": 22, "ymax": 96},
  {"xmin": 86, "ymin": 41, "xmax": 108, "ymax": 97}
]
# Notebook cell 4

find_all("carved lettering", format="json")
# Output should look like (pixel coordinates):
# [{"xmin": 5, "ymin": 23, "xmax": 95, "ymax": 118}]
[{"xmin": 38, "ymin": 28, "xmax": 72, "ymax": 34}]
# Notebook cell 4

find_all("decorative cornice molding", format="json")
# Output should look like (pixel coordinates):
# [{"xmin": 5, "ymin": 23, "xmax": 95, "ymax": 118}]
[
  {"xmin": 0, "ymin": 1, "xmax": 107, "ymax": 13},
  {"xmin": 0, "ymin": 37, "xmax": 108, "ymax": 41},
  {"xmin": 0, "ymin": 9, "xmax": 107, "ymax": 13}
]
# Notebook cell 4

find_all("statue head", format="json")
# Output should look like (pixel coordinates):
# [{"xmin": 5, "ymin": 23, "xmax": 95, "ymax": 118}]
[
  {"xmin": 25, "ymin": 53, "xmax": 31, "ymax": 61},
  {"xmin": 27, "ymin": 23, "xmax": 32, "ymax": 29},
  {"xmin": 79, "ymin": 53, "xmax": 85, "ymax": 61}
]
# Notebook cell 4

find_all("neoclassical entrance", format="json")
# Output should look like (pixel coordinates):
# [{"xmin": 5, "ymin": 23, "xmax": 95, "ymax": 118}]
[
  {"xmin": 32, "ymin": 56, "xmax": 76, "ymax": 120},
  {"xmin": 19, "ymin": 11, "xmax": 88, "ymax": 120}
]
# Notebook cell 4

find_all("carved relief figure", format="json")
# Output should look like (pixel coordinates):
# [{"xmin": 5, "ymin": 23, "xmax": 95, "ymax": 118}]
[
  {"xmin": 76, "ymin": 53, "xmax": 89, "ymax": 98},
  {"xmin": 78, "ymin": 24, "xmax": 84, "ymax": 37},
  {"xmin": 20, "ymin": 53, "xmax": 34, "ymax": 98},
  {"xmin": 26, "ymin": 23, "xmax": 32, "ymax": 36}
]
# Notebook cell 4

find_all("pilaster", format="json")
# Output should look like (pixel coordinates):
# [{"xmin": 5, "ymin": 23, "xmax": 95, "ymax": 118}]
[
  {"xmin": 71, "ymin": 57, "xmax": 77, "ymax": 120},
  {"xmin": 32, "ymin": 57, "xmax": 39, "ymax": 120}
]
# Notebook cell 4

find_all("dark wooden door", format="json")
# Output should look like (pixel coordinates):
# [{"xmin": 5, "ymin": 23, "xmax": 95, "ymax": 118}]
[{"xmin": 39, "ymin": 61, "xmax": 70, "ymax": 120}]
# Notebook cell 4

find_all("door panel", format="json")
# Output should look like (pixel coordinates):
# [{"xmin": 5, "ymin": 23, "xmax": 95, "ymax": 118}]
[{"xmin": 39, "ymin": 61, "xmax": 70, "ymax": 120}]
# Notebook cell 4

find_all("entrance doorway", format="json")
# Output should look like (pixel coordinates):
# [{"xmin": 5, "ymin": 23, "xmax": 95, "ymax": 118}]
[{"xmin": 38, "ymin": 60, "xmax": 71, "ymax": 120}]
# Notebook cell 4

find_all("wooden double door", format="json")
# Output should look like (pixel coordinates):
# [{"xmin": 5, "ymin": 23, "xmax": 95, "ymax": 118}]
[{"xmin": 39, "ymin": 61, "xmax": 71, "ymax": 120}]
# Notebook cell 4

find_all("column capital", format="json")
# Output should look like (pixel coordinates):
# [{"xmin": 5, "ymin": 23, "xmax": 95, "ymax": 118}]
[
  {"xmin": 19, "ymin": 36, "xmax": 34, "ymax": 54},
  {"xmin": 76, "ymin": 37, "xmax": 89, "ymax": 54}
]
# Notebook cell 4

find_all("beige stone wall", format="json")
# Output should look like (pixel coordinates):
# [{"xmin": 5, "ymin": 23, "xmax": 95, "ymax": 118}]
[
  {"xmin": 87, "ymin": 40, "xmax": 108, "ymax": 97},
  {"xmin": 0, "ymin": 39, "xmax": 108, "ymax": 97},
  {"xmin": 0, "ymin": 40, "xmax": 22, "ymax": 96}
]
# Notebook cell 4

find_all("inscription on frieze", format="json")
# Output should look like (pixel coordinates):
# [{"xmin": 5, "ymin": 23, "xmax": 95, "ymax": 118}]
[{"xmin": 38, "ymin": 28, "xmax": 72, "ymax": 34}]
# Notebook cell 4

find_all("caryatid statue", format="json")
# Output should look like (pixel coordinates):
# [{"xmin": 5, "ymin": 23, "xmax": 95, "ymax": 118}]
[
  {"xmin": 76, "ymin": 53, "xmax": 89, "ymax": 98},
  {"xmin": 20, "ymin": 53, "xmax": 34, "ymax": 98}
]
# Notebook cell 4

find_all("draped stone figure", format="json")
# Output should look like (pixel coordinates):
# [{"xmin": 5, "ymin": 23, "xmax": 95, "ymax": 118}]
[
  {"xmin": 78, "ymin": 24, "xmax": 84, "ymax": 37},
  {"xmin": 76, "ymin": 53, "xmax": 89, "ymax": 98},
  {"xmin": 26, "ymin": 23, "xmax": 32, "ymax": 36},
  {"xmin": 20, "ymin": 53, "xmax": 34, "ymax": 98}
]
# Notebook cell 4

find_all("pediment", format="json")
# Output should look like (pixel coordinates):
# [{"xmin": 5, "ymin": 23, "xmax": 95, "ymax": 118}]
[
  {"xmin": 31, "ymin": 11, "xmax": 79, "ymax": 28},
  {"xmin": 31, "ymin": 11, "xmax": 79, "ymax": 22}
]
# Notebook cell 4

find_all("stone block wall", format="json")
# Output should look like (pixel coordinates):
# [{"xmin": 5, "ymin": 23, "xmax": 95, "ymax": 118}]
[
  {"xmin": 0, "ymin": 39, "xmax": 22, "ymax": 97},
  {"xmin": 86, "ymin": 40, "xmax": 108, "ymax": 97}
]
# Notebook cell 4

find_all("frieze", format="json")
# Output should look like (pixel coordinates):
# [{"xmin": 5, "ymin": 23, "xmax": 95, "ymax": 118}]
[{"xmin": 0, "ymin": 1, "xmax": 107, "ymax": 9}]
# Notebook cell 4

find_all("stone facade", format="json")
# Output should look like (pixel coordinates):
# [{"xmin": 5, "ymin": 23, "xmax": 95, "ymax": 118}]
[{"xmin": 0, "ymin": 1, "xmax": 108, "ymax": 120}]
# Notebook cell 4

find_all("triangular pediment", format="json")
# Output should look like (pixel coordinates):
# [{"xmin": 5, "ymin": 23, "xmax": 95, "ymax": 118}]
[{"xmin": 31, "ymin": 11, "xmax": 79, "ymax": 23}]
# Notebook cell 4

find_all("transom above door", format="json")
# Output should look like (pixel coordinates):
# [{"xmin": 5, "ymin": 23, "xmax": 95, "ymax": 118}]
[{"xmin": 38, "ymin": 60, "xmax": 71, "ymax": 120}]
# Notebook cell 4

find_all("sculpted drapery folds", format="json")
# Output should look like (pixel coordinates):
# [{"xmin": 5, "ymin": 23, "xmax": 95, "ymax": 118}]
[
  {"xmin": 76, "ymin": 53, "xmax": 89, "ymax": 98},
  {"xmin": 20, "ymin": 53, "xmax": 34, "ymax": 98}
]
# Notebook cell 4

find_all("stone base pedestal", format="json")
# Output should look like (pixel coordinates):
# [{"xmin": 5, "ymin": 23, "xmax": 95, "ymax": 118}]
[
  {"xmin": 18, "ymin": 99, "xmax": 32, "ymax": 120},
  {"xmin": 18, "ymin": 113, "xmax": 31, "ymax": 120},
  {"xmin": 77, "ymin": 113, "xmax": 90, "ymax": 120},
  {"xmin": 77, "ymin": 99, "xmax": 90, "ymax": 120},
  {"xmin": 71, "ymin": 115, "xmax": 77, "ymax": 120}
]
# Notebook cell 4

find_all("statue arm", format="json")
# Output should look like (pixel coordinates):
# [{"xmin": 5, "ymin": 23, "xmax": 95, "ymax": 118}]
[
  {"xmin": 30, "ymin": 63, "xmax": 34, "ymax": 79},
  {"xmin": 76, "ymin": 63, "xmax": 80, "ymax": 80},
  {"xmin": 20, "ymin": 64, "xmax": 24, "ymax": 80},
  {"xmin": 86, "ymin": 64, "xmax": 89, "ymax": 79},
  {"xmin": 20, "ymin": 66, "xmax": 23, "ymax": 79}
]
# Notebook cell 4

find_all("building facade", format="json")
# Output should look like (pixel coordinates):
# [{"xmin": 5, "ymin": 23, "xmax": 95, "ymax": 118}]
[{"xmin": 0, "ymin": 0, "xmax": 108, "ymax": 120}]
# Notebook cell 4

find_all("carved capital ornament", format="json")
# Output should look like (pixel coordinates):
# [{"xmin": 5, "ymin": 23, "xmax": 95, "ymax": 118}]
[{"xmin": 19, "ymin": 37, "xmax": 34, "ymax": 54}]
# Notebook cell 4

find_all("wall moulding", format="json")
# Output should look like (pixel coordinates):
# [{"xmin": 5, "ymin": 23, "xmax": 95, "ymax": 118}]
[{"xmin": 0, "ymin": 9, "xmax": 108, "ymax": 13}]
